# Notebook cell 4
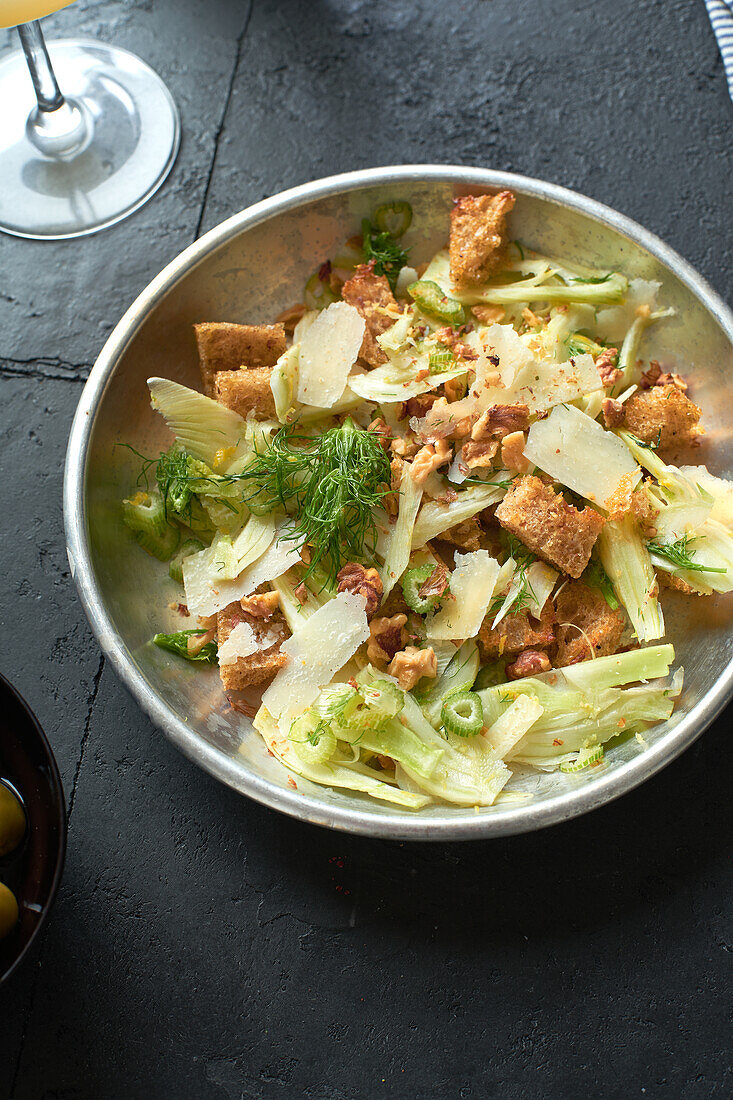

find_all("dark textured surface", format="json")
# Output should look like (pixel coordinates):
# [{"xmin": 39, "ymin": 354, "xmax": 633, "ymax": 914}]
[{"xmin": 0, "ymin": 0, "xmax": 731, "ymax": 1096}]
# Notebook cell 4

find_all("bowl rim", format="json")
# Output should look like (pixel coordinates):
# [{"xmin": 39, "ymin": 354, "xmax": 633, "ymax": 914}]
[
  {"xmin": 0, "ymin": 672, "xmax": 67, "ymax": 984},
  {"xmin": 63, "ymin": 164, "xmax": 733, "ymax": 840}
]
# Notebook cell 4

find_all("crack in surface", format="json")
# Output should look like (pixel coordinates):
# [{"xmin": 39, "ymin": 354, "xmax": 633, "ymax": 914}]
[
  {"xmin": 193, "ymin": 0, "xmax": 255, "ymax": 241},
  {"xmin": 0, "ymin": 357, "xmax": 91, "ymax": 383},
  {"xmin": 67, "ymin": 653, "xmax": 105, "ymax": 819}
]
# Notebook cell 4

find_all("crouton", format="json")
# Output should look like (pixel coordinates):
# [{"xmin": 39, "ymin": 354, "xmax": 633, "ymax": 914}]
[
  {"xmin": 495, "ymin": 475, "xmax": 605, "ymax": 578},
  {"xmin": 449, "ymin": 190, "xmax": 516, "ymax": 286},
  {"xmin": 554, "ymin": 580, "xmax": 626, "ymax": 666},
  {"xmin": 194, "ymin": 322, "xmax": 286, "ymax": 396},
  {"xmin": 478, "ymin": 603, "xmax": 555, "ymax": 661},
  {"xmin": 341, "ymin": 262, "xmax": 399, "ymax": 367},
  {"xmin": 216, "ymin": 601, "xmax": 289, "ymax": 691},
  {"xmin": 213, "ymin": 367, "xmax": 277, "ymax": 420},
  {"xmin": 623, "ymin": 384, "xmax": 702, "ymax": 453}
]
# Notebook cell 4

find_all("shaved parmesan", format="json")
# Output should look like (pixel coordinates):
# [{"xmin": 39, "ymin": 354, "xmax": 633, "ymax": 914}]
[
  {"xmin": 492, "ymin": 560, "xmax": 558, "ymax": 628},
  {"xmin": 297, "ymin": 302, "xmax": 365, "ymax": 408},
  {"xmin": 261, "ymin": 591, "xmax": 370, "ymax": 724},
  {"xmin": 427, "ymin": 551, "xmax": 501, "ymax": 640},
  {"xmin": 524, "ymin": 403, "xmax": 639, "ymax": 508},
  {"xmin": 148, "ymin": 377, "xmax": 246, "ymax": 466},
  {"xmin": 217, "ymin": 622, "xmax": 259, "ymax": 666},
  {"xmin": 182, "ymin": 516, "xmax": 283, "ymax": 617},
  {"xmin": 486, "ymin": 695, "xmax": 544, "ymax": 760}
]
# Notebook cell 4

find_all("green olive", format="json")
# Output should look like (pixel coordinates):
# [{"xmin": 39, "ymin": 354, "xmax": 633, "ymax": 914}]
[
  {"xmin": 0, "ymin": 783, "xmax": 26, "ymax": 857},
  {"xmin": 0, "ymin": 882, "xmax": 18, "ymax": 939}
]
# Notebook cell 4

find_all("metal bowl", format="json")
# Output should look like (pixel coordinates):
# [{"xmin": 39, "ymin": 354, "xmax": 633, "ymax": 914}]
[{"xmin": 64, "ymin": 166, "xmax": 733, "ymax": 840}]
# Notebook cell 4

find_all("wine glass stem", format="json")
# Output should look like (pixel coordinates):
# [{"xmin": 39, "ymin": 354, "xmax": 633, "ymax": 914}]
[{"xmin": 17, "ymin": 20, "xmax": 63, "ymax": 112}]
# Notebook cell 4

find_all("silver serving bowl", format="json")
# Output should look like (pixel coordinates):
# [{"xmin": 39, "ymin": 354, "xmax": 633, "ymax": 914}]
[{"xmin": 64, "ymin": 166, "xmax": 733, "ymax": 839}]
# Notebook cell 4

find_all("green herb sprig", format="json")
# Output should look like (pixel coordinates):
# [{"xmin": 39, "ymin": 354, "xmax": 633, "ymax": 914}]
[
  {"xmin": 361, "ymin": 217, "xmax": 409, "ymax": 291},
  {"xmin": 234, "ymin": 418, "xmax": 392, "ymax": 585},
  {"xmin": 648, "ymin": 534, "xmax": 727, "ymax": 575}
]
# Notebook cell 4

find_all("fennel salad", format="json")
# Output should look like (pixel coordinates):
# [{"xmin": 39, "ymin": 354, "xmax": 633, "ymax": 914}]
[{"xmin": 121, "ymin": 191, "xmax": 733, "ymax": 811}]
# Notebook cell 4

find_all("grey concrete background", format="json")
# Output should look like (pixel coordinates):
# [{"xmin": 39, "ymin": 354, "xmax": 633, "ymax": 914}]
[{"xmin": 0, "ymin": 0, "xmax": 731, "ymax": 1096}]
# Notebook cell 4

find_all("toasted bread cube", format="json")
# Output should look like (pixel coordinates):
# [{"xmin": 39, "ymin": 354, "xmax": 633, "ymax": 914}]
[
  {"xmin": 478, "ymin": 603, "xmax": 555, "ymax": 661},
  {"xmin": 341, "ymin": 262, "xmax": 399, "ymax": 367},
  {"xmin": 217, "ymin": 602, "xmax": 288, "ymax": 690},
  {"xmin": 214, "ymin": 367, "xmax": 277, "ymax": 420},
  {"xmin": 194, "ymin": 322, "xmax": 286, "ymax": 395},
  {"xmin": 495, "ymin": 476, "xmax": 605, "ymax": 578},
  {"xmin": 623, "ymin": 384, "xmax": 702, "ymax": 453},
  {"xmin": 449, "ymin": 190, "xmax": 515, "ymax": 286},
  {"xmin": 554, "ymin": 580, "xmax": 626, "ymax": 666}
]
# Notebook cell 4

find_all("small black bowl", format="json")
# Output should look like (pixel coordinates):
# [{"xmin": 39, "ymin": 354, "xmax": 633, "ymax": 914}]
[{"xmin": 0, "ymin": 673, "xmax": 66, "ymax": 984}]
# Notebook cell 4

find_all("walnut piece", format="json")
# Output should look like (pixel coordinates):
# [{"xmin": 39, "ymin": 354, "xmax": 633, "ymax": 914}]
[
  {"xmin": 336, "ymin": 563, "xmax": 383, "ymax": 618},
  {"xmin": 500, "ymin": 430, "xmax": 529, "ymax": 473},
  {"xmin": 410, "ymin": 438, "xmax": 452, "ymax": 485},
  {"xmin": 388, "ymin": 645, "xmax": 438, "ymax": 690},
  {"xmin": 471, "ymin": 403, "xmax": 530, "ymax": 441},
  {"xmin": 418, "ymin": 564, "xmax": 450, "ymax": 601},
  {"xmin": 595, "ymin": 347, "xmax": 620, "ymax": 388},
  {"xmin": 367, "ymin": 614, "xmax": 408, "ymax": 667},
  {"xmin": 505, "ymin": 650, "xmax": 551, "ymax": 679},
  {"xmin": 240, "ymin": 591, "xmax": 280, "ymax": 619},
  {"xmin": 602, "ymin": 397, "xmax": 626, "ymax": 428},
  {"xmin": 462, "ymin": 439, "xmax": 499, "ymax": 470},
  {"xmin": 367, "ymin": 417, "xmax": 392, "ymax": 452}
]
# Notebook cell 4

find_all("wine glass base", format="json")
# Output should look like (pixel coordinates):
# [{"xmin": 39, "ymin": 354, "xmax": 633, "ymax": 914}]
[{"xmin": 0, "ymin": 39, "xmax": 180, "ymax": 240}]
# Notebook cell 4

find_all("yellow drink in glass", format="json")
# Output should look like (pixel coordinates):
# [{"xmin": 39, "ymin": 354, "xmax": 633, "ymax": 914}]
[{"xmin": 0, "ymin": 1, "xmax": 73, "ymax": 29}]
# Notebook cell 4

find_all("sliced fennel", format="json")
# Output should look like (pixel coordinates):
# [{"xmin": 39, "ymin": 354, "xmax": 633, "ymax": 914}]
[
  {"xmin": 415, "ymin": 641, "xmax": 480, "ymax": 727},
  {"xmin": 148, "ymin": 377, "xmax": 247, "ymax": 467},
  {"xmin": 597, "ymin": 515, "xmax": 665, "ymax": 642},
  {"xmin": 253, "ymin": 707, "xmax": 431, "ymax": 809},
  {"xmin": 271, "ymin": 345, "xmax": 300, "ymax": 423},
  {"xmin": 182, "ymin": 514, "xmax": 278, "ymax": 617},
  {"xmin": 484, "ymin": 694, "xmax": 544, "ymax": 759},
  {"xmin": 411, "ymin": 482, "xmax": 507, "ymax": 548},
  {"xmin": 380, "ymin": 468, "xmax": 423, "ymax": 597},
  {"xmin": 478, "ymin": 645, "xmax": 679, "ymax": 767}
]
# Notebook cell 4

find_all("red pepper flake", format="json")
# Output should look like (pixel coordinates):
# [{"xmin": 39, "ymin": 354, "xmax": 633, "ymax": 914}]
[
  {"xmin": 318, "ymin": 259, "xmax": 332, "ymax": 281},
  {"xmin": 553, "ymin": 738, "xmax": 564, "ymax": 746},
  {"xmin": 287, "ymin": 776, "xmax": 297, "ymax": 790},
  {"xmin": 177, "ymin": 603, "xmax": 190, "ymax": 617}
]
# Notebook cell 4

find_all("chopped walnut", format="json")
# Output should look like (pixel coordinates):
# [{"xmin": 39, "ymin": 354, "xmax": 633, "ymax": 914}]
[
  {"xmin": 299, "ymin": 544, "xmax": 312, "ymax": 565},
  {"xmin": 405, "ymin": 393, "xmax": 438, "ymax": 419},
  {"xmin": 472, "ymin": 304, "xmax": 505, "ymax": 325},
  {"xmin": 418, "ymin": 564, "xmax": 451, "ymax": 601},
  {"xmin": 274, "ymin": 302, "xmax": 308, "ymax": 333},
  {"xmin": 388, "ymin": 645, "xmax": 438, "ymax": 690},
  {"xmin": 367, "ymin": 613, "xmax": 408, "ymax": 667},
  {"xmin": 602, "ymin": 397, "xmax": 626, "ymax": 428},
  {"xmin": 336, "ymin": 563, "xmax": 383, "ymax": 618},
  {"xmin": 390, "ymin": 434, "xmax": 421, "ymax": 460},
  {"xmin": 240, "ymin": 591, "xmax": 280, "ymax": 619},
  {"xmin": 444, "ymin": 375, "xmax": 467, "ymax": 403},
  {"xmin": 410, "ymin": 438, "xmax": 452, "ymax": 485},
  {"xmin": 595, "ymin": 347, "xmax": 621, "ymax": 388},
  {"xmin": 500, "ymin": 430, "xmax": 529, "ymax": 473},
  {"xmin": 631, "ymin": 484, "xmax": 659, "ymax": 538},
  {"xmin": 187, "ymin": 627, "xmax": 216, "ymax": 657},
  {"xmin": 640, "ymin": 359, "xmax": 688, "ymax": 392},
  {"xmin": 521, "ymin": 307, "xmax": 544, "ymax": 328},
  {"xmin": 294, "ymin": 582, "xmax": 309, "ymax": 603},
  {"xmin": 382, "ymin": 455, "xmax": 403, "ymax": 517},
  {"xmin": 367, "ymin": 417, "xmax": 392, "ymax": 452},
  {"xmin": 462, "ymin": 439, "xmax": 499, "ymax": 469},
  {"xmin": 506, "ymin": 650, "xmax": 551, "ymax": 679},
  {"xmin": 471, "ymin": 403, "xmax": 530, "ymax": 441}
]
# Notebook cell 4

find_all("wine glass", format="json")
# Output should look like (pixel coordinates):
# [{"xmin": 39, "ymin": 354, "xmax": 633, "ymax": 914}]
[{"xmin": 0, "ymin": 2, "xmax": 180, "ymax": 239}]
